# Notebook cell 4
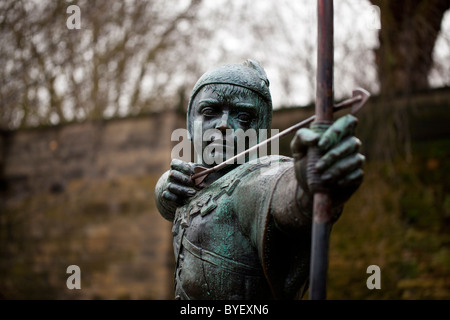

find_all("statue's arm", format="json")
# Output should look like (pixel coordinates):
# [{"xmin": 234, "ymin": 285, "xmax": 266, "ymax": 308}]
[
  {"xmin": 270, "ymin": 164, "xmax": 346, "ymax": 236},
  {"xmin": 270, "ymin": 164, "xmax": 320, "ymax": 235}
]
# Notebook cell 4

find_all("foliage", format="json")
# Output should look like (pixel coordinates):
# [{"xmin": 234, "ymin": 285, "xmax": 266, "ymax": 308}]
[{"xmin": 326, "ymin": 139, "xmax": 450, "ymax": 299}]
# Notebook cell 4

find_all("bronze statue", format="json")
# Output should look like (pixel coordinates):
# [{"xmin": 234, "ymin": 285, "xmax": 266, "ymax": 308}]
[{"xmin": 154, "ymin": 60, "xmax": 364, "ymax": 299}]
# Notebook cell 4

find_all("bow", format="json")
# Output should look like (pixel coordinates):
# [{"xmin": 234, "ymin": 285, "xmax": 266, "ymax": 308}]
[{"xmin": 307, "ymin": 0, "xmax": 334, "ymax": 300}]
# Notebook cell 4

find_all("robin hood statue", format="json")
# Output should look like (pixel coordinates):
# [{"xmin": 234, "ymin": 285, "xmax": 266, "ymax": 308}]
[{"xmin": 154, "ymin": 60, "xmax": 364, "ymax": 299}]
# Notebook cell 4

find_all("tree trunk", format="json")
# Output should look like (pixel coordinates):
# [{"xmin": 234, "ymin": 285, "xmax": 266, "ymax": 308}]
[{"xmin": 370, "ymin": 0, "xmax": 450, "ymax": 96}]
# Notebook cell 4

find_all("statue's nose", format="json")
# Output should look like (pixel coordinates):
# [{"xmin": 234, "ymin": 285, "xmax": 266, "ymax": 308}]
[{"xmin": 215, "ymin": 112, "xmax": 231, "ymax": 133}]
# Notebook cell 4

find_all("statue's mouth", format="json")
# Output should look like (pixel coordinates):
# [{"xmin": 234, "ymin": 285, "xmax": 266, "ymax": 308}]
[
  {"xmin": 207, "ymin": 140, "xmax": 234, "ymax": 155},
  {"xmin": 206, "ymin": 133, "xmax": 235, "ymax": 149},
  {"xmin": 203, "ymin": 133, "xmax": 237, "ymax": 163},
  {"xmin": 208, "ymin": 139, "xmax": 230, "ymax": 147}
]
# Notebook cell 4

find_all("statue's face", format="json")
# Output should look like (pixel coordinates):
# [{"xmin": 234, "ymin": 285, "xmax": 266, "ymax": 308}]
[{"xmin": 190, "ymin": 84, "xmax": 265, "ymax": 167}]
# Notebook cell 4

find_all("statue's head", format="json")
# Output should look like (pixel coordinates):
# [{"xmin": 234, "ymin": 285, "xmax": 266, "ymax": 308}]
[
  {"xmin": 186, "ymin": 60, "xmax": 273, "ymax": 166},
  {"xmin": 187, "ymin": 59, "xmax": 272, "ymax": 138}
]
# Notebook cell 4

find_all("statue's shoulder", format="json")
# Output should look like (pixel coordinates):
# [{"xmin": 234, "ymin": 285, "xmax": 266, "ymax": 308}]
[
  {"xmin": 226, "ymin": 155, "xmax": 294, "ymax": 200},
  {"xmin": 247, "ymin": 155, "xmax": 293, "ymax": 167},
  {"xmin": 243, "ymin": 155, "xmax": 293, "ymax": 179}
]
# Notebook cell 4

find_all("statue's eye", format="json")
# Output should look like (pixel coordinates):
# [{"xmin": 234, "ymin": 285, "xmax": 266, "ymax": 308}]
[
  {"xmin": 201, "ymin": 107, "xmax": 216, "ymax": 117},
  {"xmin": 237, "ymin": 113, "xmax": 252, "ymax": 123}
]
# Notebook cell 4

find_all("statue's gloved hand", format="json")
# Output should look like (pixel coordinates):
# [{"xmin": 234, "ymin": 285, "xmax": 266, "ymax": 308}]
[
  {"xmin": 290, "ymin": 114, "xmax": 365, "ymax": 207},
  {"xmin": 155, "ymin": 159, "xmax": 198, "ymax": 220}
]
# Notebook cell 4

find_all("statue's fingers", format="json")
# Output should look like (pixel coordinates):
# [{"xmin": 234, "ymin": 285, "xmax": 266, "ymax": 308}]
[
  {"xmin": 167, "ymin": 182, "xmax": 197, "ymax": 198},
  {"xmin": 337, "ymin": 168, "xmax": 364, "ymax": 187},
  {"xmin": 321, "ymin": 153, "xmax": 365, "ymax": 183},
  {"xmin": 168, "ymin": 169, "xmax": 195, "ymax": 187},
  {"xmin": 162, "ymin": 190, "xmax": 179, "ymax": 203},
  {"xmin": 318, "ymin": 114, "xmax": 358, "ymax": 151},
  {"xmin": 170, "ymin": 158, "xmax": 195, "ymax": 175},
  {"xmin": 316, "ymin": 136, "xmax": 362, "ymax": 172},
  {"xmin": 291, "ymin": 128, "xmax": 320, "ymax": 159}
]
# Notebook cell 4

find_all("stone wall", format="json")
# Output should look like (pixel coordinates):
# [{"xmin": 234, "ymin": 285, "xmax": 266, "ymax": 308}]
[
  {"xmin": 1, "ymin": 111, "xmax": 182, "ymax": 196},
  {"xmin": 0, "ymin": 110, "xmax": 183, "ymax": 299}
]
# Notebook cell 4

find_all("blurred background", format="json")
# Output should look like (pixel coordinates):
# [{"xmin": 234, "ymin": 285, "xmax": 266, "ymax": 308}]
[{"xmin": 0, "ymin": 0, "xmax": 449, "ymax": 299}]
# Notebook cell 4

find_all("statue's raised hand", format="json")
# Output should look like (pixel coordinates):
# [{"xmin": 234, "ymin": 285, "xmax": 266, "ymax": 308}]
[{"xmin": 291, "ymin": 114, "xmax": 365, "ymax": 207}]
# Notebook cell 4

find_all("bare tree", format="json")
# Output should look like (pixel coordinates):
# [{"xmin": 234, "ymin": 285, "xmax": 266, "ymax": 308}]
[{"xmin": 0, "ymin": 0, "xmax": 206, "ymax": 129}]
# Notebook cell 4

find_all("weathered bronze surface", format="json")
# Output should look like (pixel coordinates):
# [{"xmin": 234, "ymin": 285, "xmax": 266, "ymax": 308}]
[{"xmin": 154, "ymin": 59, "xmax": 365, "ymax": 299}]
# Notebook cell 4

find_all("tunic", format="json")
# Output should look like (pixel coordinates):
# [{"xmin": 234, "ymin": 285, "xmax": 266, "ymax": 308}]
[{"xmin": 171, "ymin": 155, "xmax": 311, "ymax": 300}]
